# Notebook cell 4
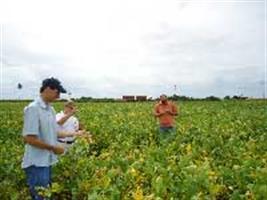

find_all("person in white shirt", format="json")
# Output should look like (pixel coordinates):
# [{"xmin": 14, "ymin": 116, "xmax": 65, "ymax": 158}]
[{"xmin": 56, "ymin": 101, "xmax": 80, "ymax": 148}]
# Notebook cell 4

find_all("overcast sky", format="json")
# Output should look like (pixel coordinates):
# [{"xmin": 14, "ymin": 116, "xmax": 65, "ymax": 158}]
[{"xmin": 0, "ymin": 0, "xmax": 266, "ymax": 99}]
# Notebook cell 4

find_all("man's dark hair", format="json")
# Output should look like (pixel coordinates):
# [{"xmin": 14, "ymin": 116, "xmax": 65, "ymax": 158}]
[{"xmin": 40, "ymin": 77, "xmax": 67, "ymax": 93}]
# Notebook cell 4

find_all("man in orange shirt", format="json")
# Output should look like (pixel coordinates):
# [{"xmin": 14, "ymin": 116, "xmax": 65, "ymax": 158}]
[{"xmin": 154, "ymin": 94, "xmax": 178, "ymax": 140}]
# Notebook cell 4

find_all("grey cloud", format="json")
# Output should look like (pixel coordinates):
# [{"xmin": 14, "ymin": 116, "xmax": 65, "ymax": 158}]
[
  {"xmin": 3, "ymin": 25, "xmax": 65, "ymax": 66},
  {"xmin": 1, "ymin": 3, "xmax": 265, "ymax": 99}
]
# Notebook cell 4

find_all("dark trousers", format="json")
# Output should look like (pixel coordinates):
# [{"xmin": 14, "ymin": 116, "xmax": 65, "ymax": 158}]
[{"xmin": 158, "ymin": 126, "xmax": 176, "ymax": 142}]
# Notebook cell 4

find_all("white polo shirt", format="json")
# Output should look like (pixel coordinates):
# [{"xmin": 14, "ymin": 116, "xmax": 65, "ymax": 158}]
[{"xmin": 56, "ymin": 111, "xmax": 79, "ymax": 142}]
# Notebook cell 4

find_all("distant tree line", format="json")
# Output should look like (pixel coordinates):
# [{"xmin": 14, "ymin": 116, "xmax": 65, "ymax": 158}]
[
  {"xmin": 74, "ymin": 97, "xmax": 116, "ymax": 102},
  {"xmin": 169, "ymin": 94, "xmax": 248, "ymax": 101},
  {"xmin": 72, "ymin": 95, "xmax": 249, "ymax": 102},
  {"xmin": 0, "ymin": 95, "xmax": 252, "ymax": 102}
]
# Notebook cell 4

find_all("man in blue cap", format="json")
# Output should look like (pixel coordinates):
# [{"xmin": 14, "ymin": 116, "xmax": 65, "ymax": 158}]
[{"xmin": 21, "ymin": 77, "xmax": 83, "ymax": 199}]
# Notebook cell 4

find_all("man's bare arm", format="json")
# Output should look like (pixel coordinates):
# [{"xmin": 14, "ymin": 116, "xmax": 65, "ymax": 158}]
[
  {"xmin": 57, "ymin": 113, "xmax": 73, "ymax": 125},
  {"xmin": 153, "ymin": 105, "xmax": 164, "ymax": 117},
  {"xmin": 23, "ymin": 135, "xmax": 64, "ymax": 154},
  {"xmin": 57, "ymin": 108, "xmax": 76, "ymax": 125}
]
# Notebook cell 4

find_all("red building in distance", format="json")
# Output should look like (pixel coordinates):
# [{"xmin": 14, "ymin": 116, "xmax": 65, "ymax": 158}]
[
  {"xmin": 122, "ymin": 95, "xmax": 135, "ymax": 101},
  {"xmin": 122, "ymin": 95, "xmax": 147, "ymax": 101}
]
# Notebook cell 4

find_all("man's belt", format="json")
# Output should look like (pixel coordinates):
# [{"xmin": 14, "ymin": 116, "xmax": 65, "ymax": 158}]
[{"xmin": 58, "ymin": 139, "xmax": 75, "ymax": 144}]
